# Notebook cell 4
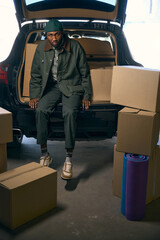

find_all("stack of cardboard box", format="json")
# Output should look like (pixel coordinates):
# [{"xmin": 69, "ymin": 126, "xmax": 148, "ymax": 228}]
[
  {"xmin": 0, "ymin": 108, "xmax": 13, "ymax": 173},
  {"xmin": 111, "ymin": 66, "xmax": 160, "ymax": 204},
  {"xmin": 0, "ymin": 107, "xmax": 57, "ymax": 229}
]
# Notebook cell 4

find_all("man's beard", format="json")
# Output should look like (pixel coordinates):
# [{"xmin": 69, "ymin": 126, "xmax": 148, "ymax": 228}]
[{"xmin": 54, "ymin": 34, "xmax": 65, "ymax": 50}]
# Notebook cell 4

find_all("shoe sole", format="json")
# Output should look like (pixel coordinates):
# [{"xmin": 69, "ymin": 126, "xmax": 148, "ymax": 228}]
[{"xmin": 61, "ymin": 174, "xmax": 72, "ymax": 180}]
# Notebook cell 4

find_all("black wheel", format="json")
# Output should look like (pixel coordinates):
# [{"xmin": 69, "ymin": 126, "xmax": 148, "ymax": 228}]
[
  {"xmin": 8, "ymin": 133, "xmax": 23, "ymax": 148},
  {"xmin": 13, "ymin": 134, "xmax": 23, "ymax": 146}
]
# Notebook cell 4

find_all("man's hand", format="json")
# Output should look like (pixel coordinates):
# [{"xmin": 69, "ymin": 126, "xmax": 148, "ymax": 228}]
[
  {"xmin": 82, "ymin": 99, "xmax": 91, "ymax": 110},
  {"xmin": 29, "ymin": 98, "xmax": 39, "ymax": 109}
]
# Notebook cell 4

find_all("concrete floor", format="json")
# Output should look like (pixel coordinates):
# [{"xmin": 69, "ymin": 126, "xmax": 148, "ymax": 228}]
[{"xmin": 0, "ymin": 136, "xmax": 160, "ymax": 240}]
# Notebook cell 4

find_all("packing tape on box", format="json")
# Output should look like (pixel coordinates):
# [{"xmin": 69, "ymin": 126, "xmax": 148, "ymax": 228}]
[
  {"xmin": 121, "ymin": 153, "xmax": 149, "ymax": 221},
  {"xmin": 0, "ymin": 165, "xmax": 43, "ymax": 183}
]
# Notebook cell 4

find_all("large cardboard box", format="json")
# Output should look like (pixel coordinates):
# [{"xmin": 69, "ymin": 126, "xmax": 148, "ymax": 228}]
[
  {"xmin": 0, "ymin": 108, "xmax": 13, "ymax": 144},
  {"xmin": 117, "ymin": 107, "xmax": 160, "ymax": 156},
  {"xmin": 91, "ymin": 67, "xmax": 112, "ymax": 102},
  {"xmin": 0, "ymin": 144, "xmax": 7, "ymax": 173},
  {"xmin": 23, "ymin": 43, "xmax": 38, "ymax": 97},
  {"xmin": 112, "ymin": 144, "xmax": 124, "ymax": 197},
  {"xmin": 0, "ymin": 162, "xmax": 57, "ymax": 229},
  {"xmin": 112, "ymin": 144, "xmax": 160, "ymax": 204},
  {"xmin": 110, "ymin": 66, "xmax": 160, "ymax": 112},
  {"xmin": 152, "ymin": 145, "xmax": 160, "ymax": 200}
]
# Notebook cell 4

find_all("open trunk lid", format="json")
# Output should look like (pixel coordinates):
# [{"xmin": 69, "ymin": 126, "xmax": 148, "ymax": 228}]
[{"xmin": 13, "ymin": 0, "xmax": 127, "ymax": 27}]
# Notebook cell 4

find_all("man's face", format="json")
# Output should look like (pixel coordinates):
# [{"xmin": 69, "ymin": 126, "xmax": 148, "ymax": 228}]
[{"xmin": 46, "ymin": 31, "xmax": 63, "ymax": 48}]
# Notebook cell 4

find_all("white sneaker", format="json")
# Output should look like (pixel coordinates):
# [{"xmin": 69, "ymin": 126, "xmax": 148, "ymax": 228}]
[
  {"xmin": 61, "ymin": 162, "xmax": 72, "ymax": 180},
  {"xmin": 40, "ymin": 154, "xmax": 52, "ymax": 167}
]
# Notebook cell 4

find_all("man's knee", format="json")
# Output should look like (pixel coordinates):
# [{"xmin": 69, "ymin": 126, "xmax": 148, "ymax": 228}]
[
  {"xmin": 36, "ymin": 107, "xmax": 50, "ymax": 121},
  {"xmin": 63, "ymin": 107, "xmax": 78, "ymax": 119},
  {"xmin": 36, "ymin": 107, "xmax": 44, "ymax": 115}
]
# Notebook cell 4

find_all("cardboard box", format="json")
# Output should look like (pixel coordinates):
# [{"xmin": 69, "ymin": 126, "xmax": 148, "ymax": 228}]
[
  {"xmin": 112, "ymin": 144, "xmax": 160, "ymax": 204},
  {"xmin": 0, "ymin": 162, "xmax": 57, "ymax": 229},
  {"xmin": 23, "ymin": 43, "xmax": 38, "ymax": 97},
  {"xmin": 110, "ymin": 66, "xmax": 160, "ymax": 112},
  {"xmin": 112, "ymin": 144, "xmax": 124, "ymax": 197},
  {"xmin": 0, "ymin": 144, "xmax": 7, "ymax": 173},
  {"xmin": 0, "ymin": 108, "xmax": 13, "ymax": 144},
  {"xmin": 91, "ymin": 67, "xmax": 112, "ymax": 102},
  {"xmin": 153, "ymin": 145, "xmax": 160, "ymax": 200},
  {"xmin": 117, "ymin": 107, "xmax": 160, "ymax": 156},
  {"xmin": 76, "ymin": 38, "xmax": 115, "ymax": 69}
]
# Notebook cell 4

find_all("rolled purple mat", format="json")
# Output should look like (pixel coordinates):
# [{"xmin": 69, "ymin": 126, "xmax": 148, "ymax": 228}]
[
  {"xmin": 125, "ymin": 154, "xmax": 149, "ymax": 221},
  {"xmin": 121, "ymin": 154, "xmax": 127, "ymax": 215}
]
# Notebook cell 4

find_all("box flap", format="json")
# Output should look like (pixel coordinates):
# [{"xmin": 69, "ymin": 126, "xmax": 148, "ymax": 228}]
[
  {"xmin": 120, "ymin": 107, "xmax": 139, "ymax": 114},
  {"xmin": 0, "ymin": 108, "xmax": 11, "ymax": 115},
  {"xmin": 0, "ymin": 108, "xmax": 13, "ymax": 144},
  {"xmin": 138, "ymin": 111, "xmax": 156, "ymax": 117},
  {"xmin": 114, "ymin": 65, "xmax": 160, "ymax": 73},
  {"xmin": 0, "ymin": 162, "xmax": 56, "ymax": 189},
  {"xmin": 0, "ymin": 162, "xmax": 40, "ymax": 182},
  {"xmin": 1, "ymin": 167, "xmax": 56, "ymax": 190}
]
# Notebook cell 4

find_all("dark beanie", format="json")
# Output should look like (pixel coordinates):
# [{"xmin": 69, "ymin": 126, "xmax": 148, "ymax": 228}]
[{"xmin": 45, "ymin": 19, "xmax": 63, "ymax": 32}]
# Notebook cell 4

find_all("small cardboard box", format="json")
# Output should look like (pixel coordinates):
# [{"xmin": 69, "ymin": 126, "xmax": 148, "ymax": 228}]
[
  {"xmin": 23, "ymin": 43, "xmax": 38, "ymax": 97},
  {"xmin": 0, "ymin": 108, "xmax": 13, "ymax": 144},
  {"xmin": 117, "ymin": 107, "xmax": 160, "ymax": 156},
  {"xmin": 0, "ymin": 162, "xmax": 57, "ymax": 229},
  {"xmin": 110, "ymin": 66, "xmax": 160, "ymax": 112},
  {"xmin": 112, "ymin": 144, "xmax": 160, "ymax": 204},
  {"xmin": 91, "ymin": 67, "xmax": 112, "ymax": 102}
]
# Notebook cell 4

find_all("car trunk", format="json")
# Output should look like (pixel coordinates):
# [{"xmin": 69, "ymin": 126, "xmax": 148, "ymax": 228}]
[
  {"xmin": 13, "ymin": 26, "xmax": 120, "ymax": 140},
  {"xmin": 13, "ymin": 0, "xmax": 127, "ymax": 105},
  {"xmin": 13, "ymin": 0, "xmax": 127, "ymax": 106},
  {"xmin": 0, "ymin": 0, "xmax": 126, "ymax": 140}
]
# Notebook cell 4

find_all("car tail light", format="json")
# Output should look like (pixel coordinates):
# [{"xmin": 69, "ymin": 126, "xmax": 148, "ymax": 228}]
[{"xmin": 0, "ymin": 64, "xmax": 9, "ymax": 85}]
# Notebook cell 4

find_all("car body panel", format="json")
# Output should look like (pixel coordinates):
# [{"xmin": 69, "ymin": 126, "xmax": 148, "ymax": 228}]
[{"xmin": 13, "ymin": 0, "xmax": 127, "ymax": 26}]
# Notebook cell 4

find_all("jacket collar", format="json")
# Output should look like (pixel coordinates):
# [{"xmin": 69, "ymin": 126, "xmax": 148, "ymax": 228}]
[{"xmin": 44, "ymin": 34, "xmax": 71, "ymax": 52}]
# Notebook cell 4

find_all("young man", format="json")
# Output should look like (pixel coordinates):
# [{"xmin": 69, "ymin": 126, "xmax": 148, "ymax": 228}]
[{"xmin": 29, "ymin": 19, "xmax": 92, "ymax": 180}]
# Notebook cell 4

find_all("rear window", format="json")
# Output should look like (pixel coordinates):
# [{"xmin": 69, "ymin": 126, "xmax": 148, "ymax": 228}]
[
  {"xmin": 27, "ymin": 30, "xmax": 115, "ymax": 52},
  {"xmin": 24, "ymin": 0, "xmax": 117, "ymax": 12}
]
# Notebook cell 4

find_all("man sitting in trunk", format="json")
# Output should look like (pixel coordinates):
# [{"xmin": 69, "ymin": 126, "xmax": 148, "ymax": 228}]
[{"xmin": 29, "ymin": 19, "xmax": 92, "ymax": 180}]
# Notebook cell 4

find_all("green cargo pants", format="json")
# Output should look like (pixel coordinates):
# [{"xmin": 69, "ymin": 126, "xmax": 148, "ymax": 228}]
[{"xmin": 36, "ymin": 83, "xmax": 81, "ymax": 149}]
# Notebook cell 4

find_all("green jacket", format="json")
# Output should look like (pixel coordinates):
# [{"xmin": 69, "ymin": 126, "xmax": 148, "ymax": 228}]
[{"xmin": 29, "ymin": 35, "xmax": 92, "ymax": 101}]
